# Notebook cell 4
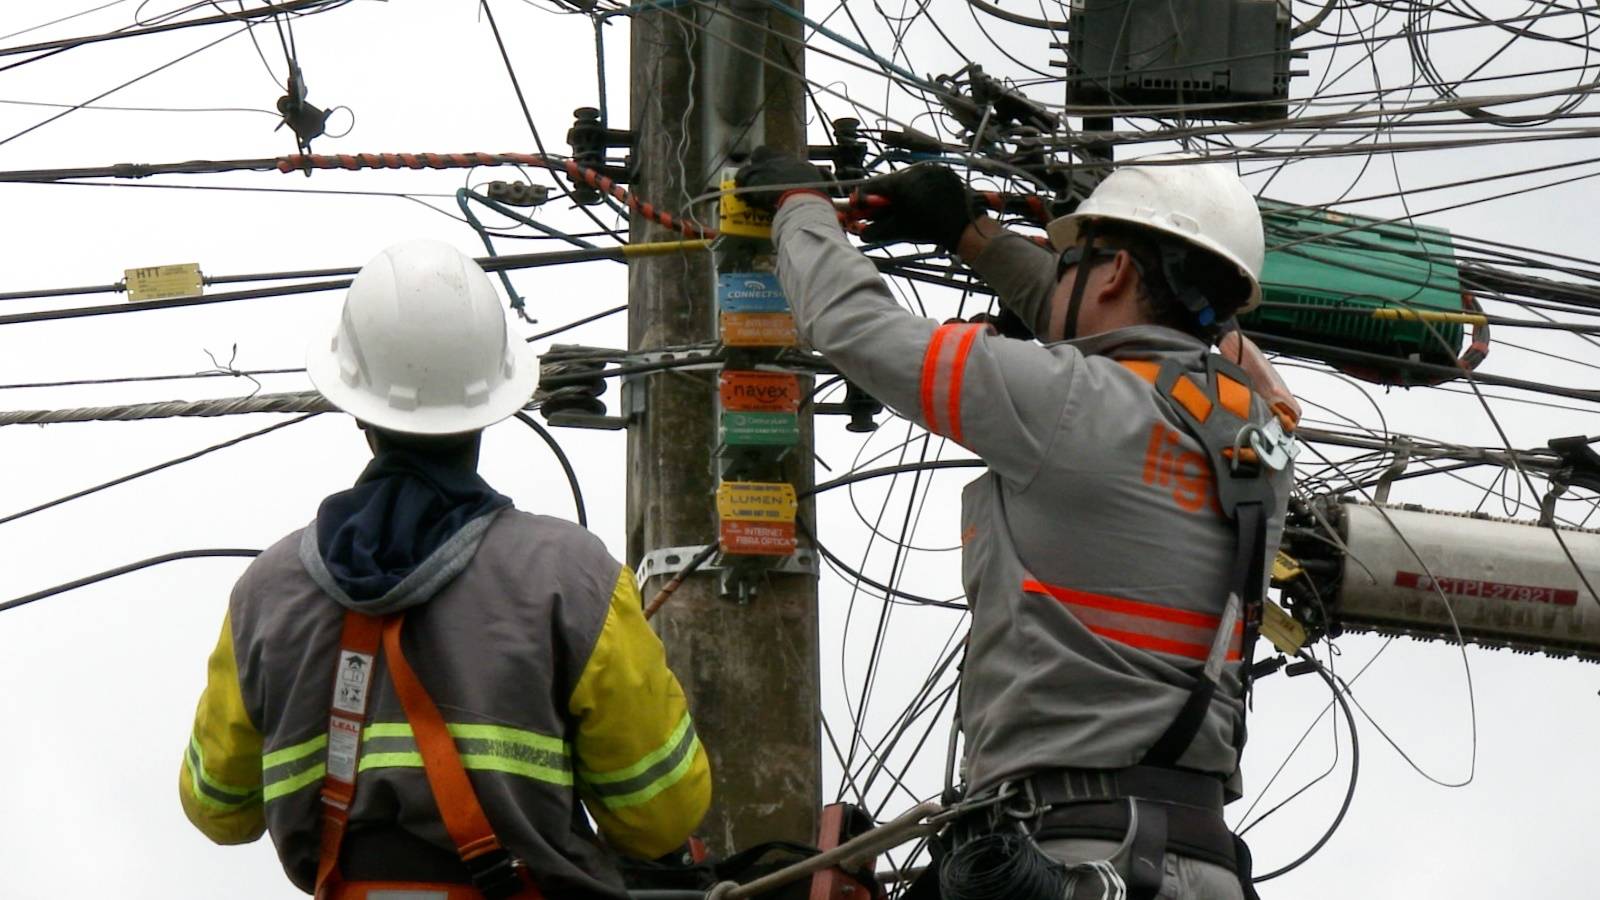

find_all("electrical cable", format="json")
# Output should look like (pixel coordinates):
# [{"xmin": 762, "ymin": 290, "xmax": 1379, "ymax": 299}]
[
  {"xmin": 513, "ymin": 412, "xmax": 586, "ymax": 527},
  {"xmin": 1251, "ymin": 654, "xmax": 1361, "ymax": 882},
  {"xmin": 0, "ymin": 549, "xmax": 263, "ymax": 614},
  {"xmin": 0, "ymin": 0, "xmax": 338, "ymax": 59},
  {"xmin": 0, "ymin": 413, "xmax": 318, "ymax": 527}
]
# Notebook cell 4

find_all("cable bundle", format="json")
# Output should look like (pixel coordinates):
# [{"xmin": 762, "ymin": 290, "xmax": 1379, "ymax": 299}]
[{"xmin": 937, "ymin": 832, "xmax": 1066, "ymax": 900}]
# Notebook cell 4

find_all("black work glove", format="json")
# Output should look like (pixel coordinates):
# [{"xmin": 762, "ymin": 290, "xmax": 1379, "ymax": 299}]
[
  {"xmin": 734, "ymin": 146, "xmax": 828, "ymax": 214},
  {"xmin": 854, "ymin": 164, "xmax": 978, "ymax": 252},
  {"xmin": 942, "ymin": 309, "xmax": 1035, "ymax": 341}
]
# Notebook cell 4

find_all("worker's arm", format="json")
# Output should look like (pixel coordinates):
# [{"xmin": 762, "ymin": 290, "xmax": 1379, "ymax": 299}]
[
  {"xmin": 773, "ymin": 194, "xmax": 1077, "ymax": 485},
  {"xmin": 569, "ymin": 566, "xmax": 710, "ymax": 858},
  {"xmin": 179, "ymin": 611, "xmax": 267, "ymax": 844},
  {"xmin": 846, "ymin": 163, "xmax": 1061, "ymax": 339},
  {"xmin": 957, "ymin": 218, "xmax": 1062, "ymax": 339}
]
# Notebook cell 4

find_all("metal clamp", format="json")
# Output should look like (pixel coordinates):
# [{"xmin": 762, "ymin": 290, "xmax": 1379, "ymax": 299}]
[
  {"xmin": 1245, "ymin": 417, "xmax": 1300, "ymax": 473},
  {"xmin": 635, "ymin": 544, "xmax": 819, "ymax": 585}
]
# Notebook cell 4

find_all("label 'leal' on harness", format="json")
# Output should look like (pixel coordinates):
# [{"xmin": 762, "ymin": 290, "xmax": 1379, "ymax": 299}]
[
  {"xmin": 332, "ymin": 650, "xmax": 375, "ymax": 714},
  {"xmin": 326, "ymin": 717, "xmax": 362, "ymax": 783}
]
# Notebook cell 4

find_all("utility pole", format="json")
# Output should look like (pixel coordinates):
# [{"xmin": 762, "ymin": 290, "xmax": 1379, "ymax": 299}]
[{"xmin": 627, "ymin": 0, "xmax": 820, "ymax": 856}]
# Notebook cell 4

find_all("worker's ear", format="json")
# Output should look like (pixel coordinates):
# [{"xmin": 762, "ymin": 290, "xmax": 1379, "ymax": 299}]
[{"xmin": 1101, "ymin": 249, "xmax": 1141, "ymax": 301}]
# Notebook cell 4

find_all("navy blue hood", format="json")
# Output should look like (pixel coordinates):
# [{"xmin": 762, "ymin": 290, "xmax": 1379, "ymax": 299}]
[{"xmin": 312, "ymin": 448, "xmax": 511, "ymax": 604}]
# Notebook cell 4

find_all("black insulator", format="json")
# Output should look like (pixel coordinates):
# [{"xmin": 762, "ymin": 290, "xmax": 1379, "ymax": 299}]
[
  {"xmin": 843, "ymin": 381, "xmax": 883, "ymax": 433},
  {"xmin": 831, "ymin": 117, "xmax": 869, "ymax": 187},
  {"xmin": 539, "ymin": 355, "xmax": 609, "ymax": 419},
  {"xmin": 566, "ymin": 107, "xmax": 606, "ymax": 205},
  {"xmin": 485, "ymin": 181, "xmax": 551, "ymax": 207}
]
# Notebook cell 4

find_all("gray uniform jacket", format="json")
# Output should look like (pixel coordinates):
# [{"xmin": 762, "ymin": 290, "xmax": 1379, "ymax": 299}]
[
  {"xmin": 772, "ymin": 195, "xmax": 1291, "ymax": 796},
  {"xmin": 185, "ymin": 508, "xmax": 711, "ymax": 897}
]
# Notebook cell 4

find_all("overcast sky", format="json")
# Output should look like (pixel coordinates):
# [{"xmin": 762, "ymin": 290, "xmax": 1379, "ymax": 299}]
[{"xmin": 2, "ymin": 2, "xmax": 1599, "ymax": 898}]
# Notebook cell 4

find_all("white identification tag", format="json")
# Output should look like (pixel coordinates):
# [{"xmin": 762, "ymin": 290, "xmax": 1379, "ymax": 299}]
[
  {"xmin": 332, "ymin": 650, "xmax": 375, "ymax": 714},
  {"xmin": 327, "ymin": 716, "xmax": 362, "ymax": 783}
]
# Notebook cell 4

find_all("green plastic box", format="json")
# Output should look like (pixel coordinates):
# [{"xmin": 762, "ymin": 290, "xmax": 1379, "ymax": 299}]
[{"xmin": 1242, "ymin": 201, "xmax": 1466, "ymax": 366}]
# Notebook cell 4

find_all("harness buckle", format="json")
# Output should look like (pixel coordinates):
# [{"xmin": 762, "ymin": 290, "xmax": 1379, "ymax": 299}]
[
  {"xmin": 996, "ymin": 778, "xmax": 1051, "ymax": 834},
  {"xmin": 1243, "ymin": 418, "xmax": 1298, "ymax": 473},
  {"xmin": 463, "ymin": 847, "xmax": 525, "ymax": 900}
]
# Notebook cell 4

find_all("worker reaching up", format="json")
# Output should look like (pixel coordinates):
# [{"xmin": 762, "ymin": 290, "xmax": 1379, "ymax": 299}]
[
  {"xmin": 736, "ymin": 152, "xmax": 1296, "ymax": 900},
  {"xmin": 180, "ymin": 239, "xmax": 710, "ymax": 899}
]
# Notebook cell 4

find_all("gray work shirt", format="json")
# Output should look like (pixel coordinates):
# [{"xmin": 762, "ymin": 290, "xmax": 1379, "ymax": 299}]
[{"xmin": 772, "ymin": 196, "xmax": 1291, "ymax": 796}]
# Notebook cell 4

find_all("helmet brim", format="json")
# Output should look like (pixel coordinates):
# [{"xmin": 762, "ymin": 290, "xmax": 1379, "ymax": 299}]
[{"xmin": 306, "ymin": 326, "xmax": 540, "ymax": 435}]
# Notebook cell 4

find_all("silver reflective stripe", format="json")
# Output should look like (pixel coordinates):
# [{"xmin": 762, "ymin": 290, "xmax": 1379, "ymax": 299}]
[{"xmin": 1202, "ymin": 594, "xmax": 1242, "ymax": 684}]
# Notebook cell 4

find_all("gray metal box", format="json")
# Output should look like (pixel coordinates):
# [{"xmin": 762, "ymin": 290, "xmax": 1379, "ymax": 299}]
[{"xmin": 1063, "ymin": 0, "xmax": 1293, "ymax": 121}]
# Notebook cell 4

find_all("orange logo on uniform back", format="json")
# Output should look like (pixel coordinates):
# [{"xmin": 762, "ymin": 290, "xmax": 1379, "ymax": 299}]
[{"xmin": 1142, "ymin": 422, "xmax": 1222, "ymax": 514}]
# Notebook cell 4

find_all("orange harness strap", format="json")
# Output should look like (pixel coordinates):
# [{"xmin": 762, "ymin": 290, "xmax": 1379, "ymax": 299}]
[
  {"xmin": 381, "ymin": 615, "xmax": 541, "ymax": 900},
  {"xmin": 314, "ymin": 610, "xmax": 388, "ymax": 900}
]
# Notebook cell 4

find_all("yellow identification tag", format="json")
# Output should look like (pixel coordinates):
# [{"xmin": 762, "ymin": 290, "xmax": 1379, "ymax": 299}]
[
  {"xmin": 716, "ymin": 481, "xmax": 798, "ymax": 522},
  {"xmin": 718, "ymin": 178, "xmax": 773, "ymax": 238},
  {"xmin": 125, "ymin": 263, "xmax": 202, "ymax": 302},
  {"xmin": 1270, "ymin": 550, "xmax": 1304, "ymax": 585},
  {"xmin": 1261, "ymin": 601, "xmax": 1308, "ymax": 655}
]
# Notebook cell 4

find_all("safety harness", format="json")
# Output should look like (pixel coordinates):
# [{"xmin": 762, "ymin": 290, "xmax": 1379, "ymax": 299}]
[
  {"xmin": 937, "ymin": 351, "xmax": 1296, "ymax": 900},
  {"xmin": 315, "ymin": 610, "xmax": 542, "ymax": 900}
]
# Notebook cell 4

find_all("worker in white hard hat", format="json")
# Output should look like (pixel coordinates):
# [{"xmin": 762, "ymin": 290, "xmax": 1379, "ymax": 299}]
[
  {"xmin": 736, "ymin": 151, "xmax": 1297, "ymax": 900},
  {"xmin": 179, "ymin": 239, "xmax": 710, "ymax": 899}
]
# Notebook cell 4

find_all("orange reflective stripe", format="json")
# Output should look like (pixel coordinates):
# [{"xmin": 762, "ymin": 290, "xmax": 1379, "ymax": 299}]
[
  {"xmin": 1085, "ymin": 625, "xmax": 1230, "ymax": 662},
  {"xmin": 1022, "ymin": 579, "xmax": 1242, "ymax": 663},
  {"xmin": 1217, "ymin": 374, "xmax": 1252, "ymax": 420},
  {"xmin": 919, "ymin": 325, "xmax": 953, "ymax": 435},
  {"xmin": 1119, "ymin": 359, "xmax": 1160, "ymax": 384},
  {"xmin": 945, "ymin": 325, "xmax": 982, "ymax": 445},
  {"xmin": 1168, "ymin": 375, "xmax": 1213, "ymax": 423}
]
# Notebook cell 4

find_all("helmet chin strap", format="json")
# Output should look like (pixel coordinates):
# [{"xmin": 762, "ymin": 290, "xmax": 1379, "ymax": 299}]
[{"xmin": 1059, "ymin": 224, "xmax": 1098, "ymax": 341}]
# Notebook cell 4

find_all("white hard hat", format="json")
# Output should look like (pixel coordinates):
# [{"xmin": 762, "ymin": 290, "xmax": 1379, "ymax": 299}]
[
  {"xmin": 1046, "ymin": 156, "xmax": 1265, "ymax": 313},
  {"xmin": 307, "ymin": 239, "xmax": 538, "ymax": 435}
]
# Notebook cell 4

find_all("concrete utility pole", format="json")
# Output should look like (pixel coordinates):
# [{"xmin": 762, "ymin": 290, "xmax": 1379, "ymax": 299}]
[{"xmin": 627, "ymin": 0, "xmax": 820, "ymax": 855}]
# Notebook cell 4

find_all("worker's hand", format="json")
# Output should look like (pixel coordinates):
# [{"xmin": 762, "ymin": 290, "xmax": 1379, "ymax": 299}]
[
  {"xmin": 734, "ymin": 146, "xmax": 828, "ymax": 213},
  {"xmin": 943, "ymin": 309, "xmax": 1035, "ymax": 340},
  {"xmin": 853, "ymin": 164, "xmax": 977, "ymax": 252}
]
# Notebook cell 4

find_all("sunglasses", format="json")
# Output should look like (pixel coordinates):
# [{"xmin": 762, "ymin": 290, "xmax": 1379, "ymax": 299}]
[{"xmin": 1055, "ymin": 245, "xmax": 1120, "ymax": 282}]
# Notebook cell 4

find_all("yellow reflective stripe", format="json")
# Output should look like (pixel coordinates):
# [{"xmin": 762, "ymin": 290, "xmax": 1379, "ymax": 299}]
[
  {"xmin": 262, "ymin": 762, "xmax": 325, "ymax": 802},
  {"xmin": 359, "ymin": 752, "xmax": 575, "ymax": 786},
  {"xmin": 187, "ymin": 735, "xmax": 260, "ymax": 800},
  {"xmin": 459, "ymin": 752, "xmax": 574, "ymax": 785},
  {"xmin": 262, "ymin": 734, "xmax": 326, "ymax": 769},
  {"xmin": 580, "ymin": 711, "xmax": 691, "ymax": 784},
  {"xmin": 596, "ymin": 735, "xmax": 703, "ymax": 809},
  {"xmin": 363, "ymin": 722, "xmax": 569, "ymax": 756},
  {"xmin": 359, "ymin": 752, "xmax": 423, "ymax": 770}
]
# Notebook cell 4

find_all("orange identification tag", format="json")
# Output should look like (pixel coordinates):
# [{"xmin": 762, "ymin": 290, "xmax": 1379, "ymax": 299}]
[
  {"xmin": 719, "ymin": 520, "xmax": 797, "ymax": 555},
  {"xmin": 720, "ymin": 311, "xmax": 797, "ymax": 346},
  {"xmin": 720, "ymin": 371, "xmax": 800, "ymax": 412}
]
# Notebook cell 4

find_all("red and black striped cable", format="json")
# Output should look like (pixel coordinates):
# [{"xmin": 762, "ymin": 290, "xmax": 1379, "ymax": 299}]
[{"xmin": 274, "ymin": 152, "xmax": 716, "ymax": 240}]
